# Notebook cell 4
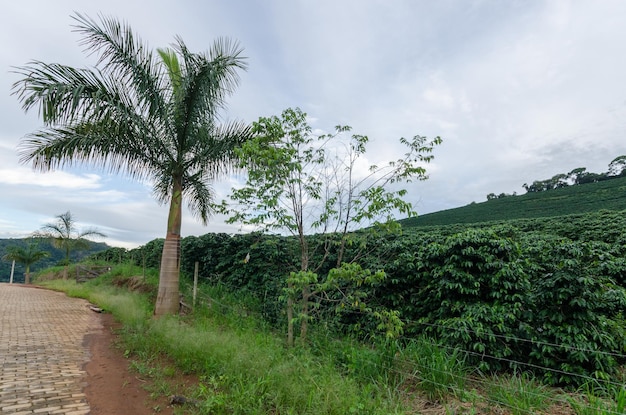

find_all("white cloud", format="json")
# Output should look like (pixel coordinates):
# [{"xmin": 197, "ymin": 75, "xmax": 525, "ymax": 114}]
[{"xmin": 0, "ymin": 169, "xmax": 102, "ymax": 189}]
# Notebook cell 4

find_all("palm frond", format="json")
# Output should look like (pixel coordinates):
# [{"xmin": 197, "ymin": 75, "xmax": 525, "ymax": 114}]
[
  {"xmin": 176, "ymin": 36, "xmax": 247, "ymax": 128},
  {"xmin": 152, "ymin": 171, "xmax": 175, "ymax": 206},
  {"xmin": 71, "ymin": 12, "xmax": 168, "ymax": 119},
  {"xmin": 13, "ymin": 62, "xmax": 112, "ymax": 125},
  {"xmin": 184, "ymin": 173, "xmax": 216, "ymax": 225},
  {"xmin": 17, "ymin": 114, "xmax": 172, "ymax": 181},
  {"xmin": 78, "ymin": 228, "xmax": 107, "ymax": 239},
  {"xmin": 157, "ymin": 47, "xmax": 182, "ymax": 94},
  {"xmin": 207, "ymin": 36, "xmax": 248, "ymax": 95},
  {"xmin": 187, "ymin": 120, "xmax": 254, "ymax": 178}
]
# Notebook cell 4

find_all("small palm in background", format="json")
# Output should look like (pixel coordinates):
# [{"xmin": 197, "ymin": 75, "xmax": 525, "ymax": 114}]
[
  {"xmin": 36, "ymin": 211, "xmax": 105, "ymax": 279},
  {"xmin": 2, "ymin": 239, "xmax": 50, "ymax": 284}
]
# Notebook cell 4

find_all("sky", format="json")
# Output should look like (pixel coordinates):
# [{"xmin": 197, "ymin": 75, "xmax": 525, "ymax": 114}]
[{"xmin": 1, "ymin": 0, "xmax": 626, "ymax": 248}]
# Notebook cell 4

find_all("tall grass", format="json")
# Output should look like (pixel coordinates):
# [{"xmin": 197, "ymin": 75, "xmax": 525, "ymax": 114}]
[
  {"xmin": 398, "ymin": 337, "xmax": 469, "ymax": 402},
  {"xmin": 37, "ymin": 265, "xmax": 626, "ymax": 414},
  {"xmin": 123, "ymin": 312, "xmax": 404, "ymax": 413},
  {"xmin": 37, "ymin": 265, "xmax": 153, "ymax": 326},
  {"xmin": 486, "ymin": 372, "xmax": 552, "ymax": 415},
  {"xmin": 42, "ymin": 270, "xmax": 404, "ymax": 414},
  {"xmin": 568, "ymin": 384, "xmax": 626, "ymax": 415}
]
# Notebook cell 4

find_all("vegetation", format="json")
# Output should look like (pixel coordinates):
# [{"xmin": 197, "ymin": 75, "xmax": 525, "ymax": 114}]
[
  {"xmin": 402, "ymin": 175, "xmax": 626, "ymax": 227},
  {"xmin": 219, "ymin": 106, "xmax": 441, "ymax": 345},
  {"xmin": 39, "ymin": 271, "xmax": 406, "ymax": 414},
  {"xmin": 12, "ymin": 13, "xmax": 253, "ymax": 316},
  {"xmin": 484, "ymin": 155, "xmax": 626, "ymax": 200},
  {"xmin": 1, "ymin": 238, "xmax": 49, "ymax": 283},
  {"xmin": 35, "ymin": 211, "xmax": 105, "ymax": 279},
  {"xmin": 36, "ymin": 262, "xmax": 626, "ymax": 414},
  {"xmin": 521, "ymin": 155, "xmax": 626, "ymax": 193},
  {"xmin": 91, "ymin": 209, "xmax": 626, "ymax": 389},
  {"xmin": 380, "ymin": 224, "xmax": 626, "ymax": 385},
  {"xmin": 0, "ymin": 237, "xmax": 107, "ymax": 283}
]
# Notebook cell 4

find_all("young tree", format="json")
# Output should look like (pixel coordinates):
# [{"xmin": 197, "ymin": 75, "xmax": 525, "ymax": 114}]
[
  {"xmin": 2, "ymin": 239, "xmax": 49, "ymax": 284},
  {"xmin": 222, "ymin": 107, "xmax": 441, "ymax": 345},
  {"xmin": 37, "ymin": 211, "xmax": 105, "ymax": 279},
  {"xmin": 12, "ymin": 13, "xmax": 252, "ymax": 316}
]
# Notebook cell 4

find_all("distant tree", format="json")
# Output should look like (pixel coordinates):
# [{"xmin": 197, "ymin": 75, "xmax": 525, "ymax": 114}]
[
  {"xmin": 90, "ymin": 246, "xmax": 129, "ymax": 263},
  {"xmin": 523, "ymin": 159, "xmax": 626, "ymax": 194},
  {"xmin": 2, "ymin": 239, "xmax": 49, "ymax": 284},
  {"xmin": 524, "ymin": 180, "xmax": 547, "ymax": 193},
  {"xmin": 567, "ymin": 167, "xmax": 588, "ymax": 185},
  {"xmin": 578, "ymin": 172, "xmax": 608, "ymax": 184},
  {"xmin": 608, "ymin": 156, "xmax": 626, "ymax": 177},
  {"xmin": 550, "ymin": 173, "xmax": 569, "ymax": 189},
  {"xmin": 36, "ymin": 211, "xmax": 105, "ymax": 279},
  {"xmin": 499, "ymin": 192, "xmax": 516, "ymax": 198},
  {"xmin": 524, "ymin": 174, "xmax": 568, "ymax": 193},
  {"xmin": 487, "ymin": 192, "xmax": 517, "ymax": 200}
]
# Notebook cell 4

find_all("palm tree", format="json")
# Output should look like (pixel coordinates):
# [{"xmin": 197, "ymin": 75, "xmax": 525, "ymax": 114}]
[
  {"xmin": 37, "ymin": 211, "xmax": 106, "ymax": 279},
  {"xmin": 12, "ymin": 13, "xmax": 252, "ymax": 316},
  {"xmin": 2, "ymin": 239, "xmax": 50, "ymax": 284}
]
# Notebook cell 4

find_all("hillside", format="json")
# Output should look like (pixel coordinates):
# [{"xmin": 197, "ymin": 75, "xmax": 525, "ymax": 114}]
[
  {"xmin": 0, "ymin": 238, "xmax": 109, "ymax": 283},
  {"xmin": 401, "ymin": 175, "xmax": 626, "ymax": 227}
]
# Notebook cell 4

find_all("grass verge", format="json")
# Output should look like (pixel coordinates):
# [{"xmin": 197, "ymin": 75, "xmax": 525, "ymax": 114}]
[
  {"xmin": 34, "ymin": 265, "xmax": 626, "ymax": 415},
  {"xmin": 36, "ymin": 268, "xmax": 404, "ymax": 414}
]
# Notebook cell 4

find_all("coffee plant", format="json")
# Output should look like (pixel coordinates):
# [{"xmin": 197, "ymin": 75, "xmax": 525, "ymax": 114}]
[{"xmin": 92, "ymin": 209, "xmax": 626, "ymax": 386}]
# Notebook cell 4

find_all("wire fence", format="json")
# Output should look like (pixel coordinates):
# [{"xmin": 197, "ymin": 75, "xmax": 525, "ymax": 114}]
[{"xmin": 178, "ymin": 278, "xmax": 626, "ymax": 414}]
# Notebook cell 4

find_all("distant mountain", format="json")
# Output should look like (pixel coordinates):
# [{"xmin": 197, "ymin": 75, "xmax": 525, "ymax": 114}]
[
  {"xmin": 0, "ymin": 238, "xmax": 109, "ymax": 283},
  {"xmin": 401, "ymin": 175, "xmax": 626, "ymax": 228}
]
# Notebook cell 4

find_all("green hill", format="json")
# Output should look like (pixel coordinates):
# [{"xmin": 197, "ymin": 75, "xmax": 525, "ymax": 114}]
[
  {"xmin": 401, "ymin": 175, "xmax": 626, "ymax": 228},
  {"xmin": 0, "ymin": 238, "xmax": 109, "ymax": 283}
]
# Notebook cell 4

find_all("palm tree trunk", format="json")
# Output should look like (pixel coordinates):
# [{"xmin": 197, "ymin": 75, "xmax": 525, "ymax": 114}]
[{"xmin": 154, "ymin": 180, "xmax": 183, "ymax": 317}]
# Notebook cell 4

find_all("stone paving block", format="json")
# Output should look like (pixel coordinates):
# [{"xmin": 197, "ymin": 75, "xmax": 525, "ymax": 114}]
[
  {"xmin": 33, "ymin": 406, "xmax": 61, "ymax": 413},
  {"xmin": 2, "ymin": 402, "xmax": 33, "ymax": 411},
  {"xmin": 0, "ymin": 284, "xmax": 102, "ymax": 414}
]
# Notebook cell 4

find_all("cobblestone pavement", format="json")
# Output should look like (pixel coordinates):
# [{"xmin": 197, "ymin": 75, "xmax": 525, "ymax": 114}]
[{"xmin": 0, "ymin": 283, "xmax": 101, "ymax": 415}]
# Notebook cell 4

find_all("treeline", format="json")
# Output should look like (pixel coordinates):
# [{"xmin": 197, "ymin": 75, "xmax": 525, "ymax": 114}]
[
  {"xmin": 487, "ymin": 155, "xmax": 626, "ymax": 200},
  {"xmin": 91, "ymin": 209, "xmax": 626, "ymax": 386}
]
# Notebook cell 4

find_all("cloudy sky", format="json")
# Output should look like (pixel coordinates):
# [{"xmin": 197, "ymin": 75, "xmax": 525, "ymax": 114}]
[{"xmin": 1, "ymin": 0, "xmax": 625, "ymax": 248}]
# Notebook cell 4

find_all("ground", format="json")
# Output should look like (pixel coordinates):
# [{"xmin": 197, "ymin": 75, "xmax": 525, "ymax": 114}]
[{"xmin": 84, "ymin": 313, "xmax": 187, "ymax": 415}]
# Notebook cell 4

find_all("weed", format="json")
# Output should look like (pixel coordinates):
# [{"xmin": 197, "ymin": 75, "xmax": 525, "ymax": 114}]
[
  {"xmin": 399, "ymin": 337, "xmax": 469, "ymax": 402},
  {"xmin": 487, "ymin": 371, "xmax": 551, "ymax": 415},
  {"xmin": 568, "ymin": 384, "xmax": 626, "ymax": 415}
]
